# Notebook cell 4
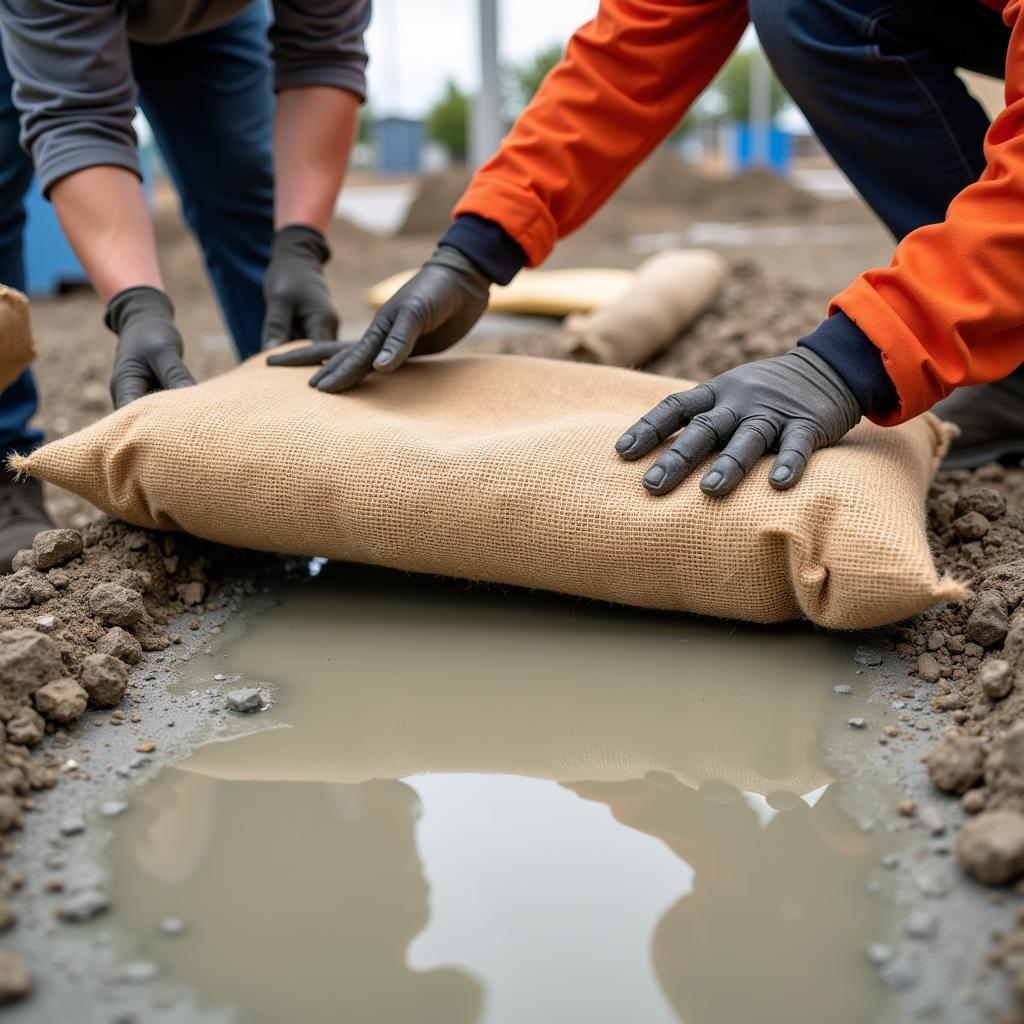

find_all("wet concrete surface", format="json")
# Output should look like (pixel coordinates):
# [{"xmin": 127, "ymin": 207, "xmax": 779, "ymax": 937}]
[{"xmin": 0, "ymin": 563, "xmax": 1016, "ymax": 1022}]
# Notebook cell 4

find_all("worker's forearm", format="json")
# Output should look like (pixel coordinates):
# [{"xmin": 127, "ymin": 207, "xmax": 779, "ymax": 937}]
[
  {"xmin": 274, "ymin": 86, "xmax": 359, "ymax": 233},
  {"xmin": 49, "ymin": 166, "xmax": 163, "ymax": 303}
]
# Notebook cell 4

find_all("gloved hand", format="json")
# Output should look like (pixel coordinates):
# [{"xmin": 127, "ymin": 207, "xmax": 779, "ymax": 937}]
[
  {"xmin": 261, "ymin": 224, "xmax": 339, "ymax": 350},
  {"xmin": 615, "ymin": 348, "xmax": 861, "ymax": 497},
  {"xmin": 105, "ymin": 286, "xmax": 195, "ymax": 409},
  {"xmin": 267, "ymin": 245, "xmax": 490, "ymax": 392}
]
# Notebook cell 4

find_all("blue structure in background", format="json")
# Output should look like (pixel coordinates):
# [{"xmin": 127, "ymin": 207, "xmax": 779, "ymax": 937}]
[
  {"xmin": 373, "ymin": 116, "xmax": 424, "ymax": 175},
  {"xmin": 729, "ymin": 124, "xmax": 792, "ymax": 175},
  {"xmin": 23, "ymin": 179, "xmax": 85, "ymax": 297}
]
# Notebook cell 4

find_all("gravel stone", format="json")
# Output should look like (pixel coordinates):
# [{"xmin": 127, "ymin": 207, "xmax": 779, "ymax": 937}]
[
  {"xmin": 966, "ymin": 591, "xmax": 1009, "ymax": 647},
  {"xmin": 31, "ymin": 528, "xmax": 83, "ymax": 569},
  {"xmin": 225, "ymin": 688, "xmax": 265, "ymax": 713}
]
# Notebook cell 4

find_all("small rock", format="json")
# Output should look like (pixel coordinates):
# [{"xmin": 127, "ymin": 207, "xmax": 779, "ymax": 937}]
[
  {"xmin": 918, "ymin": 805, "xmax": 946, "ymax": 836},
  {"xmin": 0, "ymin": 797, "xmax": 22, "ymax": 832},
  {"xmin": 32, "ymin": 614, "xmax": 59, "ymax": 633},
  {"xmin": 112, "ymin": 961, "xmax": 159, "ymax": 984},
  {"xmin": 0, "ymin": 628, "xmax": 63, "ymax": 699},
  {"xmin": 866, "ymin": 942, "xmax": 892, "ymax": 965},
  {"xmin": 6, "ymin": 707, "xmax": 45, "ymax": 747},
  {"xmin": 0, "ymin": 579, "xmax": 30, "ymax": 609},
  {"xmin": 966, "ymin": 591, "xmax": 1009, "ymax": 647},
  {"xmin": 135, "ymin": 741, "xmax": 156, "ymax": 754},
  {"xmin": 31, "ymin": 528, "xmax": 82, "ymax": 569},
  {"xmin": 957, "ymin": 810, "xmax": 1024, "ymax": 885},
  {"xmin": 87, "ymin": 583, "xmax": 144, "ymax": 627},
  {"xmin": 979, "ymin": 659, "xmax": 1012, "ymax": 701},
  {"xmin": 917, "ymin": 652, "xmax": 941, "ymax": 683},
  {"xmin": 923, "ymin": 730, "xmax": 985, "ymax": 794},
  {"xmin": 962, "ymin": 789, "xmax": 987, "ymax": 814},
  {"xmin": 0, "ymin": 951, "xmax": 32, "ymax": 1004},
  {"xmin": 100, "ymin": 801, "xmax": 128, "ymax": 818},
  {"xmin": 213, "ymin": 673, "xmax": 226, "ymax": 682},
  {"xmin": 953, "ymin": 511, "xmax": 990, "ymax": 541},
  {"xmin": 59, "ymin": 814, "xmax": 85, "ymax": 837},
  {"xmin": 904, "ymin": 910, "xmax": 939, "ymax": 941},
  {"xmin": 34, "ymin": 678, "xmax": 88, "ymax": 725},
  {"xmin": 854, "ymin": 646, "xmax": 883, "ymax": 667},
  {"xmin": 95, "ymin": 627, "xmax": 142, "ymax": 665},
  {"xmin": 898, "ymin": 800, "xmax": 917, "ymax": 818},
  {"xmin": 160, "ymin": 917, "xmax": 186, "ymax": 936},
  {"xmin": 914, "ymin": 870, "xmax": 952, "ymax": 898},
  {"xmin": 225, "ymin": 688, "xmax": 265, "ymax": 713},
  {"xmin": 57, "ymin": 888, "xmax": 109, "ymax": 922},
  {"xmin": 9, "ymin": 549, "xmax": 34, "ymax": 572},
  {"xmin": 79, "ymin": 653, "xmax": 129, "ymax": 708},
  {"xmin": 833, "ymin": 684, "xmax": 852, "ymax": 695}
]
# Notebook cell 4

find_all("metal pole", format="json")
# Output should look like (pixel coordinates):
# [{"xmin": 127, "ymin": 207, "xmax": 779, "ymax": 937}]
[
  {"xmin": 749, "ymin": 41, "xmax": 772, "ymax": 168},
  {"xmin": 470, "ymin": 0, "xmax": 502, "ymax": 167}
]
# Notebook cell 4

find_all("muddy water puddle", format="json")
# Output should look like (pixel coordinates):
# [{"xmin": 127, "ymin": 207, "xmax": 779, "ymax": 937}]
[{"xmin": 103, "ymin": 564, "xmax": 900, "ymax": 1023}]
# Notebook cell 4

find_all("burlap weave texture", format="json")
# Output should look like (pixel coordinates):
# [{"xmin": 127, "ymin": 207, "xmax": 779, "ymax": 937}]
[
  {"xmin": 13, "ymin": 349, "xmax": 964, "ymax": 629},
  {"xmin": 0, "ymin": 286, "xmax": 36, "ymax": 392}
]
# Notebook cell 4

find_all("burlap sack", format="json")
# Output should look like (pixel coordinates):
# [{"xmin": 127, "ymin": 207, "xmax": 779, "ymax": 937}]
[
  {"xmin": 367, "ymin": 266, "xmax": 633, "ymax": 317},
  {"xmin": 0, "ymin": 286, "xmax": 36, "ymax": 392},
  {"xmin": 560, "ymin": 249, "xmax": 728, "ymax": 366},
  {"xmin": 12, "ymin": 349, "xmax": 964, "ymax": 629}
]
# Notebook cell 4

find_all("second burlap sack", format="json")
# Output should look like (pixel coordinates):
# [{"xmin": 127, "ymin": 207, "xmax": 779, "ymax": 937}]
[
  {"xmin": 559, "ymin": 249, "xmax": 728, "ymax": 366},
  {"xmin": 0, "ymin": 286, "xmax": 37, "ymax": 392},
  {"xmin": 13, "ymin": 349, "xmax": 964, "ymax": 629}
]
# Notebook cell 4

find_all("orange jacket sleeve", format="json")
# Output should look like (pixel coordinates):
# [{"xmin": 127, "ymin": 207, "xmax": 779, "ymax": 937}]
[
  {"xmin": 834, "ymin": 1, "xmax": 1024, "ymax": 425},
  {"xmin": 452, "ymin": 0, "xmax": 750, "ymax": 267}
]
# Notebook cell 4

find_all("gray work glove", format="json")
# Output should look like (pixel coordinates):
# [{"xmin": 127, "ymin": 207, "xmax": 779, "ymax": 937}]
[
  {"xmin": 261, "ymin": 225, "xmax": 339, "ymax": 350},
  {"xmin": 105, "ymin": 286, "xmax": 195, "ymax": 409},
  {"xmin": 615, "ymin": 348, "xmax": 861, "ymax": 497},
  {"xmin": 267, "ymin": 245, "xmax": 490, "ymax": 391}
]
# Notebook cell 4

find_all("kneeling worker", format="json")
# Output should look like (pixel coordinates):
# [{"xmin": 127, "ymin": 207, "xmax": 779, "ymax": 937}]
[
  {"xmin": 275, "ymin": 0, "xmax": 1024, "ymax": 498},
  {"xmin": 0, "ymin": 0, "xmax": 369, "ymax": 568}
]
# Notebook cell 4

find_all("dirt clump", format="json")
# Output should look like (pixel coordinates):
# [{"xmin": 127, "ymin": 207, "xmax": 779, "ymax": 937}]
[
  {"xmin": 924, "ymin": 729, "xmax": 986, "ymax": 794},
  {"xmin": 78, "ymin": 653, "xmax": 128, "ymax": 708},
  {"xmin": 957, "ymin": 810, "xmax": 1024, "ymax": 885},
  {"xmin": 32, "ymin": 679, "xmax": 87, "ymax": 724}
]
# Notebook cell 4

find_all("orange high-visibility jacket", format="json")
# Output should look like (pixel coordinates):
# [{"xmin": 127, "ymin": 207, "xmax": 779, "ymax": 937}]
[{"xmin": 453, "ymin": 0, "xmax": 1024, "ymax": 426}]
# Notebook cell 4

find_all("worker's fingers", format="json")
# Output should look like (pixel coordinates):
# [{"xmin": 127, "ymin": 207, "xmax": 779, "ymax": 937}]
[
  {"xmin": 111, "ymin": 371, "xmax": 152, "ymax": 410},
  {"xmin": 769, "ymin": 421, "xmax": 818, "ymax": 491},
  {"xmin": 615, "ymin": 385, "xmax": 715, "ymax": 461},
  {"xmin": 260, "ymin": 297, "xmax": 292, "ymax": 351},
  {"xmin": 311, "ymin": 318, "xmax": 388, "ymax": 393},
  {"xmin": 642, "ymin": 406, "xmax": 737, "ymax": 496},
  {"xmin": 266, "ymin": 341, "xmax": 347, "ymax": 367},
  {"xmin": 699, "ymin": 420, "xmax": 777, "ymax": 497},
  {"xmin": 373, "ymin": 308, "xmax": 423, "ymax": 372},
  {"xmin": 151, "ymin": 347, "xmax": 197, "ymax": 393},
  {"xmin": 299, "ymin": 307, "xmax": 340, "ymax": 344}
]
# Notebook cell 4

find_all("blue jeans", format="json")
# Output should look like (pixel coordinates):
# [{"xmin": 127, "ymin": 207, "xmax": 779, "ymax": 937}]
[
  {"xmin": 0, "ymin": 2, "xmax": 274, "ymax": 458},
  {"xmin": 750, "ymin": 0, "xmax": 1010, "ymax": 241}
]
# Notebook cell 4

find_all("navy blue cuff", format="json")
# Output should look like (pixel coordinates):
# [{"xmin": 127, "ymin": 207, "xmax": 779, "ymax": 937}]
[
  {"xmin": 798, "ymin": 310, "xmax": 898, "ymax": 415},
  {"xmin": 439, "ymin": 214, "xmax": 527, "ymax": 286}
]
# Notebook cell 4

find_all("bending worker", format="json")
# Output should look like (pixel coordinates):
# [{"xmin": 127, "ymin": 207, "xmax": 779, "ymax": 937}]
[
  {"xmin": 275, "ymin": 0, "xmax": 1024, "ymax": 497},
  {"xmin": 0, "ymin": 0, "xmax": 368, "ymax": 569}
]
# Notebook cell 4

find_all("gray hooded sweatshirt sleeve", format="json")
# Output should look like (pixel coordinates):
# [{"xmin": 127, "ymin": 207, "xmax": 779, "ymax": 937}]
[{"xmin": 0, "ymin": 0, "xmax": 370, "ymax": 195}]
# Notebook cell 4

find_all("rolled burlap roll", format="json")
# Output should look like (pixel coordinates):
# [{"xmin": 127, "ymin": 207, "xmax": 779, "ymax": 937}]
[
  {"xmin": 0, "ymin": 285, "xmax": 36, "ymax": 392},
  {"xmin": 560, "ymin": 249, "xmax": 728, "ymax": 366}
]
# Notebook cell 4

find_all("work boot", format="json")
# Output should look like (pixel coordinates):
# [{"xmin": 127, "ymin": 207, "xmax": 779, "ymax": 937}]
[
  {"xmin": 932, "ymin": 365, "xmax": 1024, "ymax": 469},
  {"xmin": 0, "ymin": 467, "xmax": 52, "ymax": 573}
]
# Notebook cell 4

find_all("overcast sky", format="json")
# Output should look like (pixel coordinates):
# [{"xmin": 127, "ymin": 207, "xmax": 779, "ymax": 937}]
[{"xmin": 363, "ymin": 0, "xmax": 605, "ymax": 116}]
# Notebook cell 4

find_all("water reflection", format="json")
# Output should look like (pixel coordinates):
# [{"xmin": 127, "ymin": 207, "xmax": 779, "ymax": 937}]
[{"xmin": 103, "ymin": 565, "xmax": 892, "ymax": 1023}]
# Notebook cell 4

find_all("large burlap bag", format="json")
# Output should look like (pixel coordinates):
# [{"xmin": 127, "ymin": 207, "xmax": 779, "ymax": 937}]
[
  {"xmin": 12, "ymin": 349, "xmax": 963, "ymax": 629},
  {"xmin": 559, "ymin": 249, "xmax": 728, "ymax": 366},
  {"xmin": 0, "ymin": 286, "xmax": 36, "ymax": 392}
]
